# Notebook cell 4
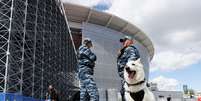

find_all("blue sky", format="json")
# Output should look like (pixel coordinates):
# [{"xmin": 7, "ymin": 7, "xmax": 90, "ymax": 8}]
[
  {"xmin": 150, "ymin": 61, "xmax": 201, "ymax": 91},
  {"xmin": 93, "ymin": 0, "xmax": 112, "ymax": 11},
  {"xmin": 63, "ymin": 0, "xmax": 201, "ymax": 91}
]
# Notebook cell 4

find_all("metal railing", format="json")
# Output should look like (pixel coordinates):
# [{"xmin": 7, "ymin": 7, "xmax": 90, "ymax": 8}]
[{"xmin": 0, "ymin": 0, "xmax": 78, "ymax": 100}]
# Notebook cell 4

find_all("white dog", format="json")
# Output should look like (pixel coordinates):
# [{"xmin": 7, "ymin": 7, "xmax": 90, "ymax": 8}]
[{"xmin": 123, "ymin": 59, "xmax": 155, "ymax": 101}]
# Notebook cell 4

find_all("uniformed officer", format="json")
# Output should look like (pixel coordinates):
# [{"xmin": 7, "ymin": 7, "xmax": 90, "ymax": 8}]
[
  {"xmin": 78, "ymin": 38, "xmax": 99, "ymax": 101},
  {"xmin": 117, "ymin": 36, "xmax": 140, "ymax": 101}
]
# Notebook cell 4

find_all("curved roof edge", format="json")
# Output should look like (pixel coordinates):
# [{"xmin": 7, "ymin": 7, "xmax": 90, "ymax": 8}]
[{"xmin": 63, "ymin": 3, "xmax": 154, "ymax": 60}]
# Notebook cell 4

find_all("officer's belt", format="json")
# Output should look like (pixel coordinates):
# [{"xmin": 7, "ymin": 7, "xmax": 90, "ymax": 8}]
[
  {"xmin": 79, "ymin": 63, "xmax": 94, "ymax": 69},
  {"xmin": 79, "ymin": 54, "xmax": 94, "ymax": 63}
]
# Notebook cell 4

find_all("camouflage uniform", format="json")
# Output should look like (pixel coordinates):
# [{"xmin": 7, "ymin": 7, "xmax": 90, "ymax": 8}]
[
  {"xmin": 78, "ymin": 45, "xmax": 99, "ymax": 101},
  {"xmin": 117, "ymin": 44, "xmax": 140, "ymax": 101}
]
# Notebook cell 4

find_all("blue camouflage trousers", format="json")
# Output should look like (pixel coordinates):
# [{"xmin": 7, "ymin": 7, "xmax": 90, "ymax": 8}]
[
  {"xmin": 78, "ymin": 65, "xmax": 99, "ymax": 101},
  {"xmin": 120, "ymin": 78, "xmax": 126, "ymax": 101}
]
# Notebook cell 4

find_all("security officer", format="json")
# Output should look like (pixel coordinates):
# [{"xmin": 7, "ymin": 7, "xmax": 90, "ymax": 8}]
[
  {"xmin": 78, "ymin": 38, "xmax": 99, "ymax": 101},
  {"xmin": 117, "ymin": 36, "xmax": 140, "ymax": 101}
]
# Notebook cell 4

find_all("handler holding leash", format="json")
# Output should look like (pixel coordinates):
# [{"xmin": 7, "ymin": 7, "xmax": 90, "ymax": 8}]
[
  {"xmin": 117, "ymin": 36, "xmax": 140, "ymax": 101},
  {"xmin": 78, "ymin": 38, "xmax": 99, "ymax": 101}
]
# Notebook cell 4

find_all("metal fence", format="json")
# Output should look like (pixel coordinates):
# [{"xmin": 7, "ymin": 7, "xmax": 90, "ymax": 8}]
[
  {"xmin": 184, "ymin": 98, "xmax": 197, "ymax": 101},
  {"xmin": 0, "ymin": 0, "xmax": 78, "ymax": 100}
]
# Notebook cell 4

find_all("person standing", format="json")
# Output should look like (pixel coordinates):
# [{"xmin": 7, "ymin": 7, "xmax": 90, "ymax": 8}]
[
  {"xmin": 46, "ymin": 85, "xmax": 59, "ymax": 101},
  {"xmin": 78, "ymin": 38, "xmax": 99, "ymax": 101},
  {"xmin": 117, "ymin": 36, "xmax": 140, "ymax": 101},
  {"xmin": 167, "ymin": 96, "xmax": 171, "ymax": 101}
]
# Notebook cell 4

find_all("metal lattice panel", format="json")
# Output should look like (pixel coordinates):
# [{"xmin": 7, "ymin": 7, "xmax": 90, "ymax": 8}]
[{"xmin": 0, "ymin": 0, "xmax": 78, "ymax": 100}]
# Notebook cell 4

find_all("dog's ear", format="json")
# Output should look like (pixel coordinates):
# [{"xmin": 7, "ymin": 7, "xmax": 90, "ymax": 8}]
[
  {"xmin": 124, "ymin": 65, "xmax": 128, "ymax": 68},
  {"xmin": 136, "ymin": 58, "xmax": 141, "ymax": 63}
]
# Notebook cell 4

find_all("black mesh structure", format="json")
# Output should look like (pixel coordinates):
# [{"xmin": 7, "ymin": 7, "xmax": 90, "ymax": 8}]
[{"xmin": 0, "ymin": 0, "xmax": 78, "ymax": 100}]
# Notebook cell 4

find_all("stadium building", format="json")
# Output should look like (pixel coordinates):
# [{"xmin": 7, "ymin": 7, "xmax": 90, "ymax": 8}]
[
  {"xmin": 0, "ymin": 0, "xmax": 154, "ymax": 101},
  {"xmin": 64, "ymin": 3, "xmax": 154, "ymax": 101}
]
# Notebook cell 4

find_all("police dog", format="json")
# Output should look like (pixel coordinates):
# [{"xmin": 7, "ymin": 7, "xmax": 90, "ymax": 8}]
[{"xmin": 123, "ymin": 59, "xmax": 155, "ymax": 101}]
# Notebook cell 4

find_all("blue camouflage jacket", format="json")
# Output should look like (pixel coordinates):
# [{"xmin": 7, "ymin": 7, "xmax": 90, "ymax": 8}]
[
  {"xmin": 78, "ymin": 45, "xmax": 97, "ymax": 68},
  {"xmin": 117, "ymin": 45, "xmax": 140, "ymax": 78}
]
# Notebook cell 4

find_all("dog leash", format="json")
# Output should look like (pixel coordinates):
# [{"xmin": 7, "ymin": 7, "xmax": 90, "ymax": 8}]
[{"xmin": 125, "ymin": 78, "xmax": 146, "ymax": 87}]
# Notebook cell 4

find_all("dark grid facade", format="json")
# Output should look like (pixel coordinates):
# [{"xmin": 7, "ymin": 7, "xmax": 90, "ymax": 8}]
[{"xmin": 0, "ymin": 0, "xmax": 78, "ymax": 100}]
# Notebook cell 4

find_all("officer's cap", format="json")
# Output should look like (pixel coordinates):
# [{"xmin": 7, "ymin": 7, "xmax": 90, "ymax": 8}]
[
  {"xmin": 83, "ymin": 38, "xmax": 92, "ymax": 45},
  {"xmin": 119, "ymin": 35, "xmax": 132, "ymax": 43}
]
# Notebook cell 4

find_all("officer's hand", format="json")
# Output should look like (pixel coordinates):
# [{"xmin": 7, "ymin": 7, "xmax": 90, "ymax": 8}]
[
  {"xmin": 92, "ymin": 62, "xmax": 95, "ymax": 67},
  {"xmin": 117, "ymin": 49, "xmax": 121, "ymax": 56}
]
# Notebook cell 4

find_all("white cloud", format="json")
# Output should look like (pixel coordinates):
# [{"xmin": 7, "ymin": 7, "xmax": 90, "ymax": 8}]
[
  {"xmin": 167, "ymin": 30, "xmax": 196, "ymax": 44},
  {"xmin": 151, "ymin": 76, "xmax": 180, "ymax": 91},
  {"xmin": 62, "ymin": 0, "xmax": 114, "ymax": 10},
  {"xmin": 106, "ymin": 0, "xmax": 144, "ymax": 25},
  {"xmin": 151, "ymin": 41, "xmax": 201, "ymax": 72},
  {"xmin": 62, "ymin": 0, "xmax": 201, "ymax": 72},
  {"xmin": 62, "ymin": 0, "xmax": 101, "ymax": 7},
  {"xmin": 107, "ymin": 0, "xmax": 201, "ymax": 72},
  {"xmin": 141, "ymin": 0, "xmax": 169, "ymax": 16}
]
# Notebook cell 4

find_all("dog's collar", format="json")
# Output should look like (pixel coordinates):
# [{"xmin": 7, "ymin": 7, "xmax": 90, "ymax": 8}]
[
  {"xmin": 125, "ymin": 78, "xmax": 146, "ymax": 87},
  {"xmin": 126, "ymin": 89, "xmax": 145, "ymax": 101}
]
